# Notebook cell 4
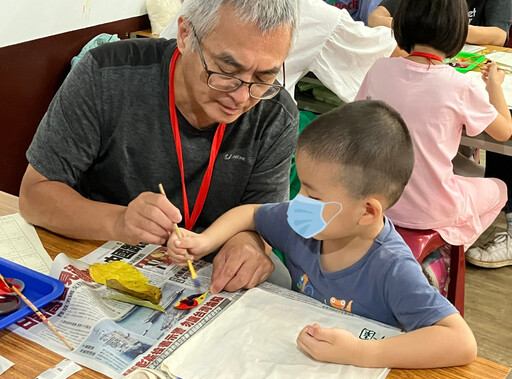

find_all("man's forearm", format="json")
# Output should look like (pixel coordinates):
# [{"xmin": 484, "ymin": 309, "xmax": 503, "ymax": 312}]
[
  {"xmin": 20, "ymin": 180, "xmax": 123, "ymax": 241},
  {"xmin": 467, "ymin": 25, "xmax": 507, "ymax": 46},
  {"xmin": 368, "ymin": 7, "xmax": 393, "ymax": 28}
]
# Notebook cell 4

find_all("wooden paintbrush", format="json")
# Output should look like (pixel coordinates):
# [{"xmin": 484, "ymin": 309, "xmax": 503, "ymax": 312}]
[
  {"xmin": 0, "ymin": 272, "xmax": 74, "ymax": 350},
  {"xmin": 158, "ymin": 184, "xmax": 201, "ymax": 286}
]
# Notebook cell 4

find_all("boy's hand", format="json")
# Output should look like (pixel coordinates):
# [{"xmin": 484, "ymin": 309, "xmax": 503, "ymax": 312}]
[
  {"xmin": 481, "ymin": 61, "xmax": 505, "ymax": 87},
  {"xmin": 166, "ymin": 229, "xmax": 212, "ymax": 265},
  {"xmin": 296, "ymin": 324, "xmax": 363, "ymax": 365}
]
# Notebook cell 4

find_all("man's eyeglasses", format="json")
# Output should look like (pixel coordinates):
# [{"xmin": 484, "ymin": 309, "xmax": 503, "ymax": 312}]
[{"xmin": 190, "ymin": 26, "xmax": 285, "ymax": 100}]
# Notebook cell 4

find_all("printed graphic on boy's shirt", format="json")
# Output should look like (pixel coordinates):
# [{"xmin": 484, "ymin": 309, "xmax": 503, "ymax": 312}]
[
  {"xmin": 330, "ymin": 296, "xmax": 353, "ymax": 312},
  {"xmin": 297, "ymin": 274, "xmax": 314, "ymax": 296},
  {"xmin": 324, "ymin": 0, "xmax": 359, "ymax": 12},
  {"xmin": 359, "ymin": 328, "xmax": 382, "ymax": 340}
]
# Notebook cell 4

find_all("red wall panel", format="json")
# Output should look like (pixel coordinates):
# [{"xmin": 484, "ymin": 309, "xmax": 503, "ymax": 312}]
[{"xmin": 0, "ymin": 15, "xmax": 150, "ymax": 195}]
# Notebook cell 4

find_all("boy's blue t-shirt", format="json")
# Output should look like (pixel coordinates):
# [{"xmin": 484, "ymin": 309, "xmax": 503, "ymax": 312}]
[{"xmin": 254, "ymin": 202, "xmax": 457, "ymax": 331}]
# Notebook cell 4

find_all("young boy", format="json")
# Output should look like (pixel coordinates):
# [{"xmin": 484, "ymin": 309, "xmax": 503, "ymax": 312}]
[{"xmin": 167, "ymin": 100, "xmax": 477, "ymax": 368}]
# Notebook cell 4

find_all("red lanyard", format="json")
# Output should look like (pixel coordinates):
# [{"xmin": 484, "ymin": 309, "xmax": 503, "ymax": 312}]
[
  {"xmin": 409, "ymin": 52, "xmax": 443, "ymax": 63},
  {"xmin": 168, "ymin": 48, "xmax": 226, "ymax": 230}
]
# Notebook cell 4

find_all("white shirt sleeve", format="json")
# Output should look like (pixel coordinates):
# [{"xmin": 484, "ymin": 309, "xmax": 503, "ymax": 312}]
[{"xmin": 299, "ymin": 1, "xmax": 397, "ymax": 102}]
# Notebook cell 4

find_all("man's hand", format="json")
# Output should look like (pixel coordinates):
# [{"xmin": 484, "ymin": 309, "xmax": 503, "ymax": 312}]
[
  {"xmin": 114, "ymin": 192, "xmax": 182, "ymax": 246},
  {"xmin": 296, "ymin": 324, "xmax": 363, "ymax": 365},
  {"xmin": 210, "ymin": 232, "xmax": 274, "ymax": 294}
]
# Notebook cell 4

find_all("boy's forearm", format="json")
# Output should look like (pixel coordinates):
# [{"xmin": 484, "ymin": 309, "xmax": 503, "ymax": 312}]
[
  {"xmin": 467, "ymin": 25, "xmax": 507, "ymax": 46},
  {"xmin": 355, "ymin": 315, "xmax": 477, "ymax": 368},
  {"xmin": 202, "ymin": 204, "xmax": 261, "ymax": 251}
]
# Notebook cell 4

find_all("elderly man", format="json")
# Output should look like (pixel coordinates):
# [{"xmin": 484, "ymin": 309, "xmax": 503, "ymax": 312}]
[{"xmin": 20, "ymin": 0, "xmax": 299, "ymax": 292}]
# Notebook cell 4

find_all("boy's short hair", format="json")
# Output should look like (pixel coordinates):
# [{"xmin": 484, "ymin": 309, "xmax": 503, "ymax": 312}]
[
  {"xmin": 297, "ymin": 100, "xmax": 414, "ymax": 208},
  {"xmin": 393, "ymin": 0, "xmax": 468, "ymax": 58}
]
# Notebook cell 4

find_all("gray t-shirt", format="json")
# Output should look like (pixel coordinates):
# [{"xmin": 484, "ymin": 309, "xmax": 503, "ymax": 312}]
[
  {"xmin": 380, "ymin": 0, "xmax": 512, "ymax": 41},
  {"xmin": 254, "ymin": 202, "xmax": 457, "ymax": 331},
  {"xmin": 27, "ymin": 38, "xmax": 299, "ymax": 233}
]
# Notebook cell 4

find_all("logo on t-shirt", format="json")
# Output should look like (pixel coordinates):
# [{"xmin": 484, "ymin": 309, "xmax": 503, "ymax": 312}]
[
  {"xmin": 223, "ymin": 153, "xmax": 246, "ymax": 162},
  {"xmin": 468, "ymin": 7, "xmax": 476, "ymax": 23},
  {"xmin": 324, "ymin": 0, "xmax": 359, "ymax": 11}
]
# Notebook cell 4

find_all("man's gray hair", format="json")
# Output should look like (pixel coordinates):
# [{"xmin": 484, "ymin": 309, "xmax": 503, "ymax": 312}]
[{"xmin": 181, "ymin": 0, "xmax": 298, "ymax": 43}]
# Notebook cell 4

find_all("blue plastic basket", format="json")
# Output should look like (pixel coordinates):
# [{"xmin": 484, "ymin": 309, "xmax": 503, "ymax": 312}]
[{"xmin": 0, "ymin": 256, "xmax": 65, "ymax": 330}]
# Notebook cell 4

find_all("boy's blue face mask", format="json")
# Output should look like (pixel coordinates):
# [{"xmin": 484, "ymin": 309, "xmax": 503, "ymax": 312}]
[{"xmin": 286, "ymin": 194, "xmax": 342, "ymax": 239}]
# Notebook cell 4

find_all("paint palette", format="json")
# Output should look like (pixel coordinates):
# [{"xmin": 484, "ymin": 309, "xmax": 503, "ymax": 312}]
[
  {"xmin": 0, "ymin": 278, "xmax": 25, "ymax": 315},
  {"xmin": 445, "ymin": 52, "xmax": 486, "ymax": 73},
  {"xmin": 0, "ymin": 257, "xmax": 65, "ymax": 330}
]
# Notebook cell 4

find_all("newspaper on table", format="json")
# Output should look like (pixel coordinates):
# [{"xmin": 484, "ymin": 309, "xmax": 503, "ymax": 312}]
[{"xmin": 8, "ymin": 242, "xmax": 401, "ymax": 378}]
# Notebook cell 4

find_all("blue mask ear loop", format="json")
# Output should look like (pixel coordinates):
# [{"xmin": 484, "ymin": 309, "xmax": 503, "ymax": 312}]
[{"xmin": 323, "ymin": 202, "xmax": 343, "ymax": 225}]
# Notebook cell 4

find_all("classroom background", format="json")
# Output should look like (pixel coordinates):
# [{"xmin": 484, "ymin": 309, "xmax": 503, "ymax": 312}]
[{"xmin": 0, "ymin": 0, "xmax": 511, "ymax": 370}]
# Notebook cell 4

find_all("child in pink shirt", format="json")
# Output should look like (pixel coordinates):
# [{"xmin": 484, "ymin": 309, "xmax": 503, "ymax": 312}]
[{"xmin": 356, "ymin": 0, "xmax": 512, "ymax": 251}]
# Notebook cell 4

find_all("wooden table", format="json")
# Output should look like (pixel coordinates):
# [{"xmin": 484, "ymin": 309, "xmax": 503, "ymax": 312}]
[{"xmin": 0, "ymin": 191, "xmax": 509, "ymax": 378}]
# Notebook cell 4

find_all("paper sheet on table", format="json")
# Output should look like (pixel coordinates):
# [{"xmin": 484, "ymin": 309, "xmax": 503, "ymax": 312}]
[
  {"xmin": 0, "ymin": 213, "xmax": 53, "ymax": 274},
  {"xmin": 465, "ymin": 70, "xmax": 512, "ymax": 108},
  {"xmin": 461, "ymin": 44, "xmax": 485, "ymax": 54},
  {"xmin": 485, "ymin": 51, "xmax": 512, "ymax": 67},
  {"xmin": 162, "ymin": 288, "xmax": 401, "ymax": 379}
]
